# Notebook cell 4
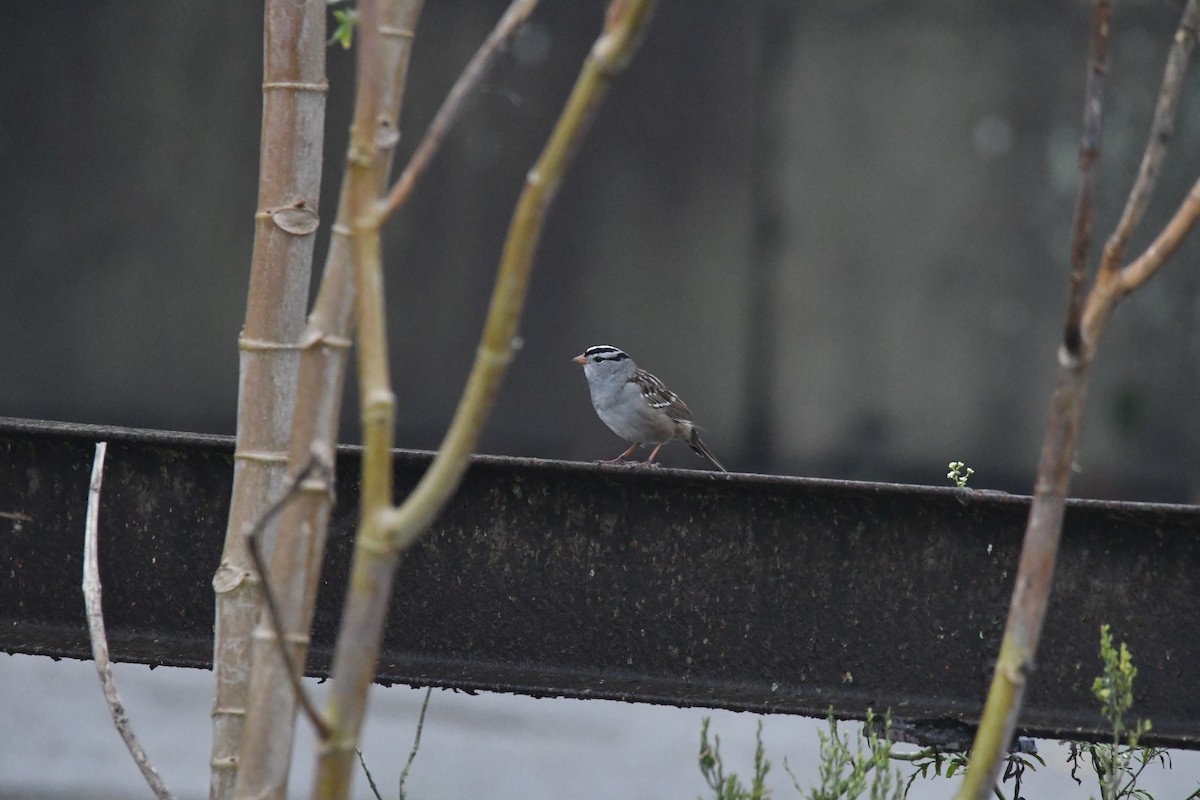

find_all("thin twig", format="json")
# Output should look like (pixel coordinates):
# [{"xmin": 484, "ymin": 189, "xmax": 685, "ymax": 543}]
[
  {"xmin": 355, "ymin": 749, "xmax": 384, "ymax": 800},
  {"xmin": 244, "ymin": 456, "xmax": 332, "ymax": 739},
  {"xmin": 377, "ymin": 0, "xmax": 542, "ymax": 222},
  {"xmin": 1063, "ymin": 0, "xmax": 1110, "ymax": 354},
  {"xmin": 82, "ymin": 442, "xmax": 177, "ymax": 800},
  {"xmin": 1114, "ymin": 173, "xmax": 1200, "ymax": 294},
  {"xmin": 1100, "ymin": 0, "xmax": 1200, "ymax": 279},
  {"xmin": 398, "ymin": 687, "xmax": 433, "ymax": 800}
]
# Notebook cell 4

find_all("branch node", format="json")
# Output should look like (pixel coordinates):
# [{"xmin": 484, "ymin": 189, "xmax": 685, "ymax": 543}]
[
  {"xmin": 379, "ymin": 25, "xmax": 416, "ymax": 39},
  {"xmin": 251, "ymin": 627, "xmax": 312, "ymax": 646},
  {"xmin": 262, "ymin": 80, "xmax": 330, "ymax": 93},
  {"xmin": 477, "ymin": 344, "xmax": 514, "ymax": 367},
  {"xmin": 233, "ymin": 449, "xmax": 291, "ymax": 465},
  {"xmin": 238, "ymin": 336, "xmax": 304, "ymax": 353},
  {"xmin": 212, "ymin": 562, "xmax": 257, "ymax": 594}
]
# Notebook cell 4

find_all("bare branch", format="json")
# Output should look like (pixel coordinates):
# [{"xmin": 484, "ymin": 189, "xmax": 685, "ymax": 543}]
[
  {"xmin": 1099, "ymin": 0, "xmax": 1200, "ymax": 278},
  {"xmin": 83, "ymin": 442, "xmax": 177, "ymax": 800},
  {"xmin": 355, "ymin": 749, "xmax": 384, "ymax": 800},
  {"xmin": 1116, "ymin": 174, "xmax": 1200, "ymax": 294},
  {"xmin": 398, "ymin": 688, "xmax": 433, "ymax": 800},
  {"xmin": 958, "ymin": 4, "xmax": 1200, "ymax": 797},
  {"xmin": 243, "ymin": 457, "xmax": 333, "ymax": 740},
  {"xmin": 1063, "ymin": 0, "xmax": 1110, "ymax": 355},
  {"xmin": 377, "ymin": 0, "xmax": 542, "ymax": 222}
]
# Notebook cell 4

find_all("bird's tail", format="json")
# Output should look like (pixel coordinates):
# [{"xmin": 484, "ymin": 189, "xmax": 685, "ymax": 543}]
[{"xmin": 688, "ymin": 431, "xmax": 727, "ymax": 472}]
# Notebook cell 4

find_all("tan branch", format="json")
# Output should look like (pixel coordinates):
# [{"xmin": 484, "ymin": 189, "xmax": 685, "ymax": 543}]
[
  {"xmin": 377, "ymin": 0, "xmax": 542, "ymax": 223},
  {"xmin": 1098, "ymin": 0, "xmax": 1200, "ymax": 280},
  {"xmin": 1115, "ymin": 174, "xmax": 1200, "ymax": 294},
  {"xmin": 958, "ymin": 3, "xmax": 1200, "ymax": 797},
  {"xmin": 83, "ymin": 442, "xmax": 177, "ymax": 800}
]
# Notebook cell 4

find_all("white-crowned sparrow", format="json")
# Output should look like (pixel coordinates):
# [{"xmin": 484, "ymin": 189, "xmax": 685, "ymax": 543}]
[{"xmin": 573, "ymin": 344, "xmax": 727, "ymax": 472}]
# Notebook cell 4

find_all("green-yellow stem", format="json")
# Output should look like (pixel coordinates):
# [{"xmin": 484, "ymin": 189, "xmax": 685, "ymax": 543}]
[
  {"xmin": 384, "ymin": 0, "xmax": 656, "ymax": 548},
  {"xmin": 312, "ymin": 4, "xmax": 656, "ymax": 799}
]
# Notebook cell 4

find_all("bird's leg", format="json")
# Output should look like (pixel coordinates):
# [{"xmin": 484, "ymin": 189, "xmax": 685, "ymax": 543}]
[
  {"xmin": 599, "ymin": 443, "xmax": 640, "ymax": 465},
  {"xmin": 644, "ymin": 443, "xmax": 666, "ymax": 467}
]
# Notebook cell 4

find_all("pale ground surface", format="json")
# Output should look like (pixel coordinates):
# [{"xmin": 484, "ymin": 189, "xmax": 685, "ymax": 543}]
[{"xmin": 2, "ymin": 653, "xmax": 1197, "ymax": 799}]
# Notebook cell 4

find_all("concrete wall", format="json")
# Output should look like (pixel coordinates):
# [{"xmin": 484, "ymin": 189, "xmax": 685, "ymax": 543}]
[{"xmin": 1, "ymin": 1, "xmax": 1197, "ymax": 499}]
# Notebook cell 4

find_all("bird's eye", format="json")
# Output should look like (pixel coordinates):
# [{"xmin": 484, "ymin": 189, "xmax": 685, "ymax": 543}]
[{"xmin": 593, "ymin": 356, "xmax": 604, "ymax": 363}]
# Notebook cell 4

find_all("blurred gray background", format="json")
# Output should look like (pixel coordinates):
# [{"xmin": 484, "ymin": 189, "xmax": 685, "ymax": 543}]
[
  {"xmin": 4, "ymin": 2, "xmax": 1200, "ymax": 798},
  {"xmin": 2, "ymin": 1, "xmax": 1200, "ymax": 498}
]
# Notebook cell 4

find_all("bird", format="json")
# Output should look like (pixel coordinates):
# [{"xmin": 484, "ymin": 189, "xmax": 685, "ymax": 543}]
[{"xmin": 573, "ymin": 344, "xmax": 727, "ymax": 472}]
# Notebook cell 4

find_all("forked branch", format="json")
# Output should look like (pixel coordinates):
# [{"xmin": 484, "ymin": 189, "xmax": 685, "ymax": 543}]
[
  {"xmin": 311, "ymin": 3, "xmax": 656, "ymax": 799},
  {"xmin": 1098, "ymin": 0, "xmax": 1200, "ymax": 281},
  {"xmin": 958, "ymin": 2, "xmax": 1200, "ymax": 797}
]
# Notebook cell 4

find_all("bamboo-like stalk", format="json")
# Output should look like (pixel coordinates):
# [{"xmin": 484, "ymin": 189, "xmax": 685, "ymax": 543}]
[
  {"xmin": 958, "ymin": 2, "xmax": 1200, "ymax": 796},
  {"xmin": 232, "ymin": 3, "xmax": 424, "ymax": 799},
  {"xmin": 311, "ymin": 3, "xmax": 656, "ymax": 799},
  {"xmin": 210, "ymin": 3, "xmax": 327, "ymax": 798}
]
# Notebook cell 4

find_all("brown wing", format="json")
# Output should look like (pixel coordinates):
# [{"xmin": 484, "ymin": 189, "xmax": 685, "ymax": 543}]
[{"xmin": 633, "ymin": 368, "xmax": 695, "ymax": 424}]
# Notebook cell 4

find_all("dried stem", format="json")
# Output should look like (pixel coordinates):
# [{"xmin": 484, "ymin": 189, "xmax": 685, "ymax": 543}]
[
  {"xmin": 397, "ymin": 687, "xmax": 433, "ymax": 800},
  {"xmin": 233, "ymin": 3, "xmax": 425, "ymax": 799},
  {"xmin": 210, "ymin": 1, "xmax": 327, "ymax": 797},
  {"xmin": 311, "ymin": 3, "xmax": 656, "ymax": 799},
  {"xmin": 355, "ymin": 749, "xmax": 383, "ymax": 800},
  {"xmin": 958, "ymin": 3, "xmax": 1200, "ymax": 797},
  {"xmin": 83, "ymin": 442, "xmax": 177, "ymax": 800}
]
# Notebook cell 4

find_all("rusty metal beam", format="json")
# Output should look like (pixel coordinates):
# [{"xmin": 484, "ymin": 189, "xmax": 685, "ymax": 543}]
[{"xmin": 1, "ymin": 417, "xmax": 1197, "ymax": 747}]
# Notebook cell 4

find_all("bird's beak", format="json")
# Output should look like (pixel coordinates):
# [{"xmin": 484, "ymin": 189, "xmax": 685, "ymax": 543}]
[{"xmin": 572, "ymin": 354, "xmax": 587, "ymax": 365}]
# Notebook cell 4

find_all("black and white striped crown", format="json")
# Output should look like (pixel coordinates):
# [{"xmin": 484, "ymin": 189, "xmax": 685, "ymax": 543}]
[{"xmin": 582, "ymin": 345, "xmax": 630, "ymax": 363}]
